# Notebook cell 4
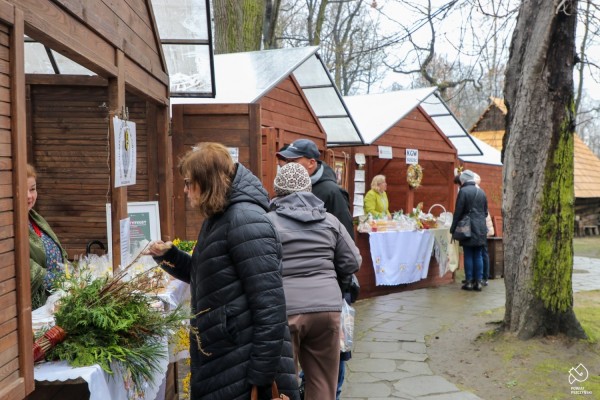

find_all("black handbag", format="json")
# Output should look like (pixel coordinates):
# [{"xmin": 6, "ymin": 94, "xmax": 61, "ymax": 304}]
[
  {"xmin": 452, "ymin": 215, "xmax": 472, "ymax": 240},
  {"xmin": 452, "ymin": 189, "xmax": 479, "ymax": 241}
]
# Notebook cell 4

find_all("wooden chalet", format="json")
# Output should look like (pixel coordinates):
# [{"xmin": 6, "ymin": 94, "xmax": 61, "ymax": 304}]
[
  {"xmin": 470, "ymin": 97, "xmax": 600, "ymax": 235},
  {"xmin": 170, "ymin": 47, "xmax": 363, "ymax": 240},
  {"xmin": 0, "ymin": 0, "xmax": 193, "ymax": 398},
  {"xmin": 336, "ymin": 88, "xmax": 470, "ymax": 298}
]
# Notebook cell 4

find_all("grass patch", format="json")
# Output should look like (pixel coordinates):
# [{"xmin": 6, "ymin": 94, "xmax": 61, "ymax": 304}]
[
  {"xmin": 573, "ymin": 237, "xmax": 600, "ymax": 259},
  {"xmin": 574, "ymin": 290, "xmax": 600, "ymax": 343}
]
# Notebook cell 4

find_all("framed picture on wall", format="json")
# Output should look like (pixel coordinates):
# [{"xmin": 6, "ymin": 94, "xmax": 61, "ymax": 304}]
[{"xmin": 106, "ymin": 201, "xmax": 161, "ymax": 263}]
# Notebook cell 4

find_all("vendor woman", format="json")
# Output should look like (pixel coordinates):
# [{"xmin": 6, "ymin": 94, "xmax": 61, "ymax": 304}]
[
  {"xmin": 364, "ymin": 174, "xmax": 391, "ymax": 219},
  {"xmin": 27, "ymin": 164, "xmax": 68, "ymax": 308}
]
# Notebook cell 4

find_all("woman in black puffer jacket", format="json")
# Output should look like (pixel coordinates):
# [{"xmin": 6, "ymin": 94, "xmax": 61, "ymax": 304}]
[
  {"xmin": 146, "ymin": 142, "xmax": 299, "ymax": 400},
  {"xmin": 450, "ymin": 169, "xmax": 489, "ymax": 292}
]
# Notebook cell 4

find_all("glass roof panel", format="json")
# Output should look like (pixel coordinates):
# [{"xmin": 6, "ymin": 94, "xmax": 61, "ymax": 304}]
[
  {"xmin": 51, "ymin": 50, "xmax": 94, "ymax": 75},
  {"xmin": 419, "ymin": 97, "xmax": 450, "ymax": 115},
  {"xmin": 294, "ymin": 54, "xmax": 363, "ymax": 144},
  {"xmin": 431, "ymin": 115, "xmax": 468, "ymax": 137},
  {"xmin": 191, "ymin": 47, "xmax": 316, "ymax": 103},
  {"xmin": 164, "ymin": 44, "xmax": 212, "ymax": 95},
  {"xmin": 303, "ymin": 87, "xmax": 347, "ymax": 116},
  {"xmin": 152, "ymin": 0, "xmax": 209, "ymax": 40},
  {"xmin": 460, "ymin": 135, "xmax": 502, "ymax": 165},
  {"xmin": 446, "ymin": 135, "xmax": 482, "ymax": 156},
  {"xmin": 24, "ymin": 42, "xmax": 54, "ymax": 74},
  {"xmin": 319, "ymin": 118, "xmax": 362, "ymax": 144},
  {"xmin": 293, "ymin": 56, "xmax": 331, "ymax": 86}
]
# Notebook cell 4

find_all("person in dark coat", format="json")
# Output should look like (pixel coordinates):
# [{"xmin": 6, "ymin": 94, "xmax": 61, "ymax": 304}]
[
  {"xmin": 450, "ymin": 169, "xmax": 489, "ymax": 291},
  {"xmin": 276, "ymin": 139, "xmax": 357, "ymax": 399},
  {"xmin": 145, "ymin": 142, "xmax": 299, "ymax": 400}
]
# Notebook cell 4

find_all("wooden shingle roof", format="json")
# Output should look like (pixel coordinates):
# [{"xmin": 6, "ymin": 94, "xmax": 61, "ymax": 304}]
[{"xmin": 574, "ymin": 134, "xmax": 600, "ymax": 198}]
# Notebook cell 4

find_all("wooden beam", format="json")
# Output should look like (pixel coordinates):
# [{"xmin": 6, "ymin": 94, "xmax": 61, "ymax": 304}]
[
  {"xmin": 108, "ymin": 50, "xmax": 127, "ymax": 271},
  {"xmin": 248, "ymin": 103, "xmax": 261, "ymax": 175},
  {"xmin": 124, "ymin": 55, "xmax": 168, "ymax": 105},
  {"xmin": 25, "ymin": 74, "xmax": 108, "ymax": 86},
  {"xmin": 156, "ymin": 104, "xmax": 173, "ymax": 241},
  {"xmin": 10, "ymin": 6, "xmax": 34, "ymax": 395},
  {"xmin": 18, "ymin": 0, "xmax": 117, "ymax": 77}
]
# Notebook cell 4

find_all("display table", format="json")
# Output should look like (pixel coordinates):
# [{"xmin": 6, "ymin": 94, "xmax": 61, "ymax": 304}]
[
  {"xmin": 367, "ymin": 228, "xmax": 457, "ymax": 286},
  {"xmin": 31, "ymin": 279, "xmax": 190, "ymax": 400},
  {"xmin": 355, "ymin": 229, "xmax": 452, "ymax": 299}
]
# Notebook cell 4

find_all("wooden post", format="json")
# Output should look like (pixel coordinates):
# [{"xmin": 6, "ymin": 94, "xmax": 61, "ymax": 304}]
[
  {"xmin": 11, "ymin": 7, "xmax": 35, "ymax": 395},
  {"xmin": 407, "ymin": 186, "xmax": 414, "ymax": 214},
  {"xmin": 108, "ymin": 50, "xmax": 127, "ymax": 271}
]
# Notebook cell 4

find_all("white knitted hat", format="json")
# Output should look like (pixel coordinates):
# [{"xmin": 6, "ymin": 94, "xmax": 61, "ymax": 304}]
[{"xmin": 274, "ymin": 163, "xmax": 312, "ymax": 197}]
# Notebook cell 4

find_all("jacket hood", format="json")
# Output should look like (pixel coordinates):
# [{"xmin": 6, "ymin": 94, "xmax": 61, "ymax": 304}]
[
  {"xmin": 228, "ymin": 163, "xmax": 270, "ymax": 212},
  {"xmin": 314, "ymin": 162, "xmax": 338, "ymax": 185},
  {"xmin": 270, "ymin": 192, "xmax": 327, "ymax": 223}
]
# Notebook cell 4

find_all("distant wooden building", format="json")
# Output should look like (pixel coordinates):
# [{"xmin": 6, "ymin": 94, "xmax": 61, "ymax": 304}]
[
  {"xmin": 171, "ymin": 47, "xmax": 362, "ymax": 240},
  {"xmin": 471, "ymin": 97, "xmax": 600, "ymax": 234}
]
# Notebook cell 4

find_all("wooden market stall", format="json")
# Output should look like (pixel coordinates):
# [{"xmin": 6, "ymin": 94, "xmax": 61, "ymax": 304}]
[
  {"xmin": 171, "ymin": 46, "xmax": 363, "ymax": 240},
  {"xmin": 337, "ymin": 88, "xmax": 466, "ymax": 298},
  {"xmin": 0, "ymin": 0, "xmax": 177, "ymax": 398}
]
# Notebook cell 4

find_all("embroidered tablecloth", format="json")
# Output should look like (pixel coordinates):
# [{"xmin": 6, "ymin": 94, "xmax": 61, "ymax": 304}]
[{"xmin": 368, "ymin": 228, "xmax": 452, "ymax": 285}]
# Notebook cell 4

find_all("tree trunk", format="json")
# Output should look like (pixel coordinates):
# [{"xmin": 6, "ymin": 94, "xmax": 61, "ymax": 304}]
[
  {"xmin": 503, "ymin": 0, "xmax": 585, "ymax": 340},
  {"xmin": 213, "ymin": 0, "xmax": 264, "ymax": 54},
  {"xmin": 263, "ymin": 0, "xmax": 281, "ymax": 49}
]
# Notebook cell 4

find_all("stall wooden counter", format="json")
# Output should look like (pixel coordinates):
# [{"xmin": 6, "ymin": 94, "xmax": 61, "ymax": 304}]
[{"xmin": 354, "ymin": 228, "xmax": 454, "ymax": 299}]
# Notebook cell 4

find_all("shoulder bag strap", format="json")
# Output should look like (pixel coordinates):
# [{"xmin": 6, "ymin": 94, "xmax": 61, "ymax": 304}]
[{"xmin": 467, "ymin": 188, "xmax": 479, "ymax": 215}]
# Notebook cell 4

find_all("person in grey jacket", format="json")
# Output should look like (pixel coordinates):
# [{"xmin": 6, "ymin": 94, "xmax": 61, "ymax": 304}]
[{"xmin": 267, "ymin": 162, "xmax": 362, "ymax": 400}]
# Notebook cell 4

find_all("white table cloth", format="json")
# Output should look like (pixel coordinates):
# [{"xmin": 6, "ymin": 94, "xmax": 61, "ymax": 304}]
[{"xmin": 368, "ymin": 228, "xmax": 452, "ymax": 285}]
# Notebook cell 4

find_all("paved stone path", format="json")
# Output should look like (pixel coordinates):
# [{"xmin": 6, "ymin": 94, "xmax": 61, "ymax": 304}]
[{"xmin": 340, "ymin": 256, "xmax": 600, "ymax": 400}]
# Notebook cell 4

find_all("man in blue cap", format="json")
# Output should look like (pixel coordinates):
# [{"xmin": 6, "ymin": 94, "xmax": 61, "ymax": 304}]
[
  {"xmin": 277, "ymin": 139, "xmax": 354, "ymax": 241},
  {"xmin": 277, "ymin": 138, "xmax": 357, "ymax": 400}
]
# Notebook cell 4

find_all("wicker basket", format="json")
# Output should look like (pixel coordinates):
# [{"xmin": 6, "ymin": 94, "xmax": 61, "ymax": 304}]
[{"xmin": 428, "ymin": 204, "xmax": 453, "ymax": 227}]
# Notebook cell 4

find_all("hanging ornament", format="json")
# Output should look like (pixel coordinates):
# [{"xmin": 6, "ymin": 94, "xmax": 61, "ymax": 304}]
[{"xmin": 407, "ymin": 164, "xmax": 423, "ymax": 188}]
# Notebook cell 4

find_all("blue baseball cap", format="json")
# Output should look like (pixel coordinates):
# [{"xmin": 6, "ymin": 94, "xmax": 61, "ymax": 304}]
[{"xmin": 276, "ymin": 139, "xmax": 320, "ymax": 160}]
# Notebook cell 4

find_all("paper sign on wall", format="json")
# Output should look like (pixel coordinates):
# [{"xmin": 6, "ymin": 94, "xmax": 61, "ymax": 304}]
[
  {"xmin": 354, "ymin": 169, "xmax": 365, "ymax": 181},
  {"xmin": 378, "ymin": 146, "xmax": 393, "ymax": 159},
  {"xmin": 354, "ymin": 181, "xmax": 365, "ymax": 194},
  {"xmin": 113, "ymin": 116, "xmax": 137, "ymax": 187},
  {"xmin": 120, "ymin": 218, "xmax": 131, "ymax": 266},
  {"xmin": 406, "ymin": 148, "xmax": 419, "ymax": 164}
]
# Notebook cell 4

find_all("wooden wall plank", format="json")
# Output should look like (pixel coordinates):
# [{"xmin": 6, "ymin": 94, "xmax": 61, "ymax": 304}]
[{"xmin": 29, "ymin": 84, "xmax": 152, "ymax": 256}]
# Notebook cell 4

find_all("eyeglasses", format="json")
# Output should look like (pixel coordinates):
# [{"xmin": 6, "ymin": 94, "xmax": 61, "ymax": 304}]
[{"xmin": 184, "ymin": 178, "xmax": 192, "ymax": 189}]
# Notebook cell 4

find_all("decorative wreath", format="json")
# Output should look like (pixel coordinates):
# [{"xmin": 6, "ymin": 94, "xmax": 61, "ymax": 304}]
[{"xmin": 407, "ymin": 164, "xmax": 423, "ymax": 188}]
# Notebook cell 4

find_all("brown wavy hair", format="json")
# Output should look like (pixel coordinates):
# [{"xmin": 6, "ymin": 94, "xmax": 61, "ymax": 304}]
[{"xmin": 178, "ymin": 142, "xmax": 235, "ymax": 218}]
